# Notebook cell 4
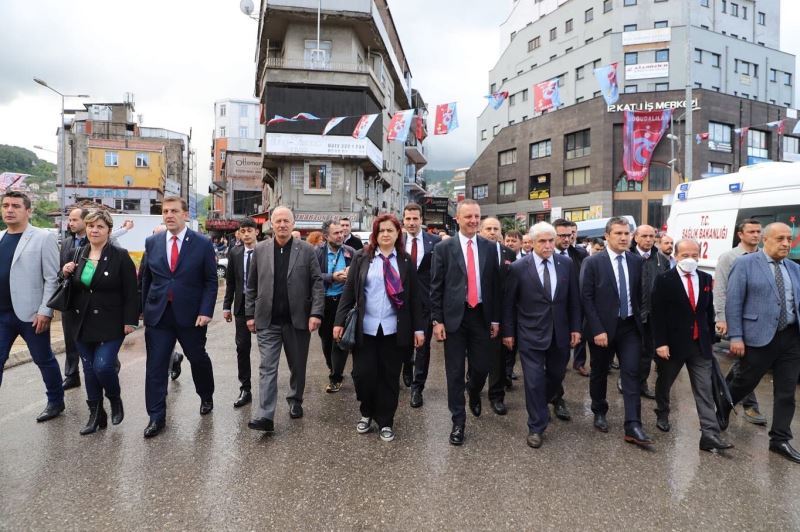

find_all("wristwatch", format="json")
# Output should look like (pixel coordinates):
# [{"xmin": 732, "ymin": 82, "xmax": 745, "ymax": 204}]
[{"xmin": 432, "ymin": 320, "xmax": 440, "ymax": 326}]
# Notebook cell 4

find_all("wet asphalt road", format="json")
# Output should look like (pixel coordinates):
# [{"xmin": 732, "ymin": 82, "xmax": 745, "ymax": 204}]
[{"xmin": 2, "ymin": 300, "xmax": 800, "ymax": 531}]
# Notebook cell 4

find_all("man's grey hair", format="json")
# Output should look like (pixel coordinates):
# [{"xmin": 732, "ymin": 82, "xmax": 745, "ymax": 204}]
[
  {"xmin": 321, "ymin": 219, "xmax": 340, "ymax": 237},
  {"xmin": 674, "ymin": 238, "xmax": 701, "ymax": 255},
  {"xmin": 529, "ymin": 222, "xmax": 556, "ymax": 240},
  {"xmin": 270, "ymin": 205, "xmax": 294, "ymax": 222}
]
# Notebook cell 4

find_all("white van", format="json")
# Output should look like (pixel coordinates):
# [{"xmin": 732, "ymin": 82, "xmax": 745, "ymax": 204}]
[
  {"xmin": 664, "ymin": 161, "xmax": 800, "ymax": 273},
  {"xmin": 576, "ymin": 215, "xmax": 637, "ymax": 239}
]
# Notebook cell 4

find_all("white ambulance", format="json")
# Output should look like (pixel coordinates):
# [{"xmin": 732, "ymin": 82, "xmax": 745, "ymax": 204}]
[{"xmin": 664, "ymin": 161, "xmax": 800, "ymax": 273}]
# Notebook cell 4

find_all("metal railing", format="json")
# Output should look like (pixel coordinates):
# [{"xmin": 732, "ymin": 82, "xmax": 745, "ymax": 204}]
[{"xmin": 265, "ymin": 56, "xmax": 372, "ymax": 75}]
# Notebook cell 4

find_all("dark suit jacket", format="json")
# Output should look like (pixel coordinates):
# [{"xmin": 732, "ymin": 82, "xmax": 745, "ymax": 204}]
[
  {"xmin": 70, "ymin": 244, "xmax": 139, "ymax": 343},
  {"xmin": 140, "ymin": 228, "xmax": 218, "ymax": 327},
  {"xmin": 405, "ymin": 231, "xmax": 441, "ymax": 316},
  {"xmin": 566, "ymin": 245, "xmax": 588, "ymax": 270},
  {"xmin": 223, "ymin": 245, "xmax": 256, "ymax": 316},
  {"xmin": 636, "ymin": 248, "xmax": 671, "ymax": 323},
  {"xmin": 334, "ymin": 248, "xmax": 425, "ymax": 347},
  {"xmin": 580, "ymin": 249, "xmax": 644, "ymax": 341},
  {"xmin": 430, "ymin": 234, "xmax": 500, "ymax": 332},
  {"xmin": 344, "ymin": 234, "xmax": 363, "ymax": 250},
  {"xmin": 651, "ymin": 268, "xmax": 716, "ymax": 359},
  {"xmin": 503, "ymin": 253, "xmax": 582, "ymax": 351},
  {"xmin": 60, "ymin": 234, "xmax": 86, "ymax": 267},
  {"xmin": 315, "ymin": 243, "xmax": 356, "ymax": 292}
]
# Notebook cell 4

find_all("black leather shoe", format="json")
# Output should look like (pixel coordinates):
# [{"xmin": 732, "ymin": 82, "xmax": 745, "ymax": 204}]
[
  {"xmin": 468, "ymin": 393, "xmax": 481, "ymax": 418},
  {"xmin": 79, "ymin": 400, "xmax": 108, "ymax": 435},
  {"xmin": 200, "ymin": 400, "xmax": 214, "ymax": 415},
  {"xmin": 616, "ymin": 377, "xmax": 623, "ymax": 394},
  {"xmin": 718, "ymin": 397, "xmax": 733, "ymax": 431},
  {"xmin": 504, "ymin": 376, "xmax": 513, "ymax": 389},
  {"xmin": 143, "ymin": 419, "xmax": 166, "ymax": 438},
  {"xmin": 36, "ymin": 402, "xmax": 65, "ymax": 422},
  {"xmin": 769, "ymin": 442, "xmax": 800, "ymax": 463},
  {"xmin": 641, "ymin": 387, "xmax": 656, "ymax": 400},
  {"xmin": 624, "ymin": 424, "xmax": 654, "ymax": 447},
  {"xmin": 594, "ymin": 414, "xmax": 609, "ymax": 433},
  {"xmin": 656, "ymin": 415, "xmax": 671, "ymax": 432},
  {"xmin": 511, "ymin": 371, "xmax": 519, "ymax": 381},
  {"xmin": 289, "ymin": 402, "xmax": 303, "ymax": 419},
  {"xmin": 402, "ymin": 364, "xmax": 413, "ymax": 388},
  {"xmin": 248, "ymin": 417, "xmax": 275, "ymax": 432},
  {"xmin": 527, "ymin": 432, "xmax": 543, "ymax": 448},
  {"xmin": 170, "ymin": 352, "xmax": 184, "ymax": 381},
  {"xmin": 449, "ymin": 424, "xmax": 465, "ymax": 446},
  {"xmin": 233, "ymin": 390, "xmax": 252, "ymax": 408},
  {"xmin": 108, "ymin": 396, "xmax": 124, "ymax": 425},
  {"xmin": 491, "ymin": 400, "xmax": 507, "ymax": 416},
  {"xmin": 700, "ymin": 435, "xmax": 734, "ymax": 452},
  {"xmin": 62, "ymin": 375, "xmax": 81, "ymax": 390},
  {"xmin": 553, "ymin": 399, "xmax": 571, "ymax": 421},
  {"xmin": 410, "ymin": 390, "xmax": 423, "ymax": 408},
  {"xmin": 610, "ymin": 360, "xmax": 620, "ymax": 370}
]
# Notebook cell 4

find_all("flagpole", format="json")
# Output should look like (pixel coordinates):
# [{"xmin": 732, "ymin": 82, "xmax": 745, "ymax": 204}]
[{"xmin": 684, "ymin": 0, "xmax": 693, "ymax": 181}]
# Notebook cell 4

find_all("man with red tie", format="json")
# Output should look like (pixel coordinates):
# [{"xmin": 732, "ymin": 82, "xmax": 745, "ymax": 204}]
[
  {"xmin": 430, "ymin": 200, "xmax": 500, "ymax": 446},
  {"xmin": 140, "ymin": 196, "xmax": 218, "ymax": 438},
  {"xmin": 650, "ymin": 239, "xmax": 732, "ymax": 452}
]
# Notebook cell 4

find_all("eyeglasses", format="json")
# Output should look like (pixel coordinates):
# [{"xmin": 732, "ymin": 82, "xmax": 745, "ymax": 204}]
[{"xmin": 556, "ymin": 234, "xmax": 572, "ymax": 238}]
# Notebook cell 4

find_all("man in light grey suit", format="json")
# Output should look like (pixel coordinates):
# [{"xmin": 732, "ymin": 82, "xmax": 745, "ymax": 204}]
[
  {"xmin": 245, "ymin": 206, "xmax": 324, "ymax": 432},
  {"xmin": 722, "ymin": 222, "xmax": 800, "ymax": 463},
  {"xmin": 0, "ymin": 191, "xmax": 64, "ymax": 421}
]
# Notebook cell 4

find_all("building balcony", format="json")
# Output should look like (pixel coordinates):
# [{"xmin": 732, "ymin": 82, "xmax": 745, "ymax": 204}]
[
  {"xmin": 264, "ymin": 57, "xmax": 388, "ymax": 100},
  {"xmin": 404, "ymin": 174, "xmax": 426, "ymax": 195},
  {"xmin": 405, "ymin": 137, "xmax": 427, "ymax": 169}
]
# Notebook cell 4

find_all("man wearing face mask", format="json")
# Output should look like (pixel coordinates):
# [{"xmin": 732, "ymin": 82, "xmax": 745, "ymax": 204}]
[{"xmin": 650, "ymin": 239, "xmax": 732, "ymax": 452}]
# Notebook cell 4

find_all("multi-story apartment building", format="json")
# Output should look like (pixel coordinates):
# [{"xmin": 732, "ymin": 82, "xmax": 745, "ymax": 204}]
[
  {"xmin": 254, "ymin": 0, "xmax": 427, "ymax": 231},
  {"xmin": 469, "ymin": 0, "xmax": 796, "ymax": 228}
]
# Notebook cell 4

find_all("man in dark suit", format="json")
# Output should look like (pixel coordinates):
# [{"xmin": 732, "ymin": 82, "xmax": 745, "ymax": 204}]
[
  {"xmin": 479, "ymin": 216, "xmax": 516, "ymax": 415},
  {"xmin": 315, "ymin": 219, "xmax": 355, "ymax": 393},
  {"xmin": 651, "ymin": 239, "xmax": 732, "ymax": 452},
  {"xmin": 503, "ymin": 222, "xmax": 582, "ymax": 448},
  {"xmin": 553, "ymin": 219, "xmax": 589, "ymax": 380},
  {"xmin": 140, "ymin": 196, "xmax": 218, "ymax": 438},
  {"xmin": 245, "ymin": 206, "xmax": 325, "ymax": 433},
  {"xmin": 223, "ymin": 219, "xmax": 259, "ymax": 408},
  {"xmin": 430, "ymin": 199, "xmax": 500, "ymax": 446},
  {"xmin": 59, "ymin": 206, "xmax": 89, "ymax": 390},
  {"xmin": 581, "ymin": 216, "xmax": 652, "ymax": 447},
  {"xmin": 632, "ymin": 224, "xmax": 670, "ymax": 399},
  {"xmin": 340, "ymin": 217, "xmax": 363, "ymax": 251},
  {"xmin": 721, "ymin": 223, "xmax": 800, "ymax": 463},
  {"xmin": 402, "ymin": 203, "xmax": 440, "ymax": 407},
  {"xmin": 504, "ymin": 229, "xmax": 525, "ymax": 260}
]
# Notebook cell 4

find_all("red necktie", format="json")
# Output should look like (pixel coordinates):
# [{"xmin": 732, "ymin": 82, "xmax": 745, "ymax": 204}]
[
  {"xmin": 170, "ymin": 235, "xmax": 179, "ymax": 272},
  {"xmin": 466, "ymin": 240, "xmax": 478, "ymax": 308},
  {"xmin": 685, "ymin": 273, "xmax": 699, "ymax": 340},
  {"xmin": 411, "ymin": 235, "xmax": 418, "ymax": 266}
]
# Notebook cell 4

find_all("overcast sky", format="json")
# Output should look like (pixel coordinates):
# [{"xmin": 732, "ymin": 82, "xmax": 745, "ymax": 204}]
[{"xmin": 0, "ymin": 0, "xmax": 798, "ymax": 192}]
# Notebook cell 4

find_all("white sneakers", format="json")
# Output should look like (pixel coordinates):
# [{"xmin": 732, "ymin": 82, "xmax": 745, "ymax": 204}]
[
  {"xmin": 356, "ymin": 417, "xmax": 372, "ymax": 434},
  {"xmin": 379, "ymin": 426, "xmax": 395, "ymax": 442}
]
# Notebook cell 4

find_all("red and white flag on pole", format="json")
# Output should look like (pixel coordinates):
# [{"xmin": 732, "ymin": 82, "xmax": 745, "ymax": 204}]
[
  {"xmin": 322, "ymin": 117, "xmax": 346, "ymax": 135},
  {"xmin": 387, "ymin": 109, "xmax": 414, "ymax": 142},
  {"xmin": 352, "ymin": 114, "xmax": 379, "ymax": 139}
]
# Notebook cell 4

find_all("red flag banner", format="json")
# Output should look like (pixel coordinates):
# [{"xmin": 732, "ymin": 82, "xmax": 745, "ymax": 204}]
[
  {"xmin": 622, "ymin": 109, "xmax": 673, "ymax": 182},
  {"xmin": 533, "ymin": 80, "xmax": 561, "ymax": 113}
]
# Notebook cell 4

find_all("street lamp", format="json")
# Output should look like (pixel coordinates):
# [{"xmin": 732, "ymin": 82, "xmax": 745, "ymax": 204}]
[{"xmin": 33, "ymin": 78, "xmax": 89, "ymax": 233}]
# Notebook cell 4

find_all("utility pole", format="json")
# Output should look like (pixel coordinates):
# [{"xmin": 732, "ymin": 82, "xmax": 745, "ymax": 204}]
[{"xmin": 684, "ymin": 0, "xmax": 693, "ymax": 181}]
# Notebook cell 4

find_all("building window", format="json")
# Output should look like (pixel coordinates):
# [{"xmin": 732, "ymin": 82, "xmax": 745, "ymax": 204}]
[
  {"xmin": 498, "ymin": 149, "xmax": 517, "ymax": 167},
  {"xmin": 233, "ymin": 190, "xmax": 262, "ymax": 216},
  {"xmin": 655, "ymin": 83, "xmax": 669, "ymax": 91},
  {"xmin": 735, "ymin": 59, "xmax": 757, "ymax": 77},
  {"xmin": 615, "ymin": 175, "xmax": 643, "ymax": 192},
  {"xmin": 747, "ymin": 130, "xmax": 769, "ymax": 159},
  {"xmin": 529, "ymin": 174, "xmax": 551, "ymax": 199},
  {"xmin": 695, "ymin": 82, "xmax": 703, "ymax": 89},
  {"xmin": 708, "ymin": 122, "xmax": 733, "ymax": 152},
  {"xmin": 758, "ymin": 11, "xmax": 765, "ymax": 25},
  {"xmin": 785, "ymin": 72, "xmax": 793, "ymax": 86},
  {"xmin": 114, "ymin": 199, "xmax": 141, "ymax": 212},
  {"xmin": 722, "ymin": 0, "xmax": 727, "ymax": 13},
  {"xmin": 624, "ymin": 24, "xmax": 637, "ymax": 32},
  {"xmin": 510, "ymin": 31, "xmax": 517, "ymax": 41},
  {"xmin": 711, "ymin": 53, "xmax": 720, "ymax": 68},
  {"xmin": 104, "ymin": 151, "xmax": 118, "ymax": 167},
  {"xmin": 625, "ymin": 52, "xmax": 638, "ymax": 65},
  {"xmin": 655, "ymin": 49, "xmax": 669, "ymax": 62},
  {"xmin": 565, "ymin": 47, "xmax": 573, "ymax": 54},
  {"xmin": 239, "ymin": 127, "xmax": 248, "ymax": 138},
  {"xmin": 509, "ymin": 94, "xmax": 516, "ymax": 106},
  {"xmin": 530, "ymin": 139, "xmax": 552, "ymax": 159},
  {"xmin": 712, "ymin": 86, "xmax": 720, "ymax": 92},
  {"xmin": 604, "ymin": 0, "xmax": 612, "ymax": 12},
  {"xmin": 564, "ymin": 207, "xmax": 591, "ymax": 222},
  {"xmin": 522, "ymin": 89, "xmax": 529, "ymax": 101},
  {"xmin": 481, "ymin": 129, "xmax": 487, "ymax": 140},
  {"xmin": 219, "ymin": 126, "xmax": 226, "ymax": 137},
  {"xmin": 585, "ymin": 8, "xmax": 594, "ymax": 22},
  {"xmin": 694, "ymin": 49, "xmax": 703, "ymax": 63},
  {"xmin": 493, "ymin": 125, "xmax": 500, "ymax": 136},
  {"xmin": 490, "ymin": 83, "xmax": 497, "ymax": 93},
  {"xmin": 648, "ymin": 165, "xmax": 671, "ymax": 191},
  {"xmin": 624, "ymin": 85, "xmax": 638, "ymax": 93},
  {"xmin": 219, "ymin": 104, "xmax": 226, "ymax": 117},
  {"xmin": 498, "ymin": 180, "xmax": 517, "ymax": 196},
  {"xmin": 624, "ymin": 0, "xmax": 637, "ymax": 5},
  {"xmin": 528, "ymin": 36, "xmax": 540, "ymax": 51},
  {"xmin": 472, "ymin": 185, "xmax": 488, "ymax": 200},
  {"xmin": 604, "ymin": 28, "xmax": 612, "ymax": 36},
  {"xmin": 783, "ymin": 136, "xmax": 800, "ymax": 158},
  {"xmin": 566, "ymin": 19, "xmax": 573, "ymax": 33},
  {"xmin": 708, "ymin": 162, "xmax": 731, "ymax": 174},
  {"xmin": 730, "ymin": 3, "xmax": 738, "ymax": 17},
  {"xmin": 304, "ymin": 39, "xmax": 332, "ymax": 68},
  {"xmin": 557, "ymin": 73, "xmax": 566, "ymax": 87},
  {"xmin": 701, "ymin": 24, "xmax": 709, "ymax": 29},
  {"xmin": 135, "ymin": 153, "xmax": 150, "ymax": 168},
  {"xmin": 585, "ymin": 37, "xmax": 594, "ymax": 44},
  {"xmin": 654, "ymin": 21, "xmax": 668, "ymax": 29},
  {"xmin": 700, "ymin": 0, "xmax": 709, "ymax": 6},
  {"xmin": 576, "ymin": 66, "xmax": 584, "ymax": 80},
  {"xmin": 565, "ymin": 130, "xmax": 591, "ymax": 159},
  {"xmin": 240, "ymin": 104, "xmax": 249, "ymax": 118},
  {"xmin": 550, "ymin": 54, "xmax": 558, "ymax": 61},
  {"xmin": 770, "ymin": 69, "xmax": 778, "ymax": 82},
  {"xmin": 550, "ymin": 27, "xmax": 557, "ymax": 41},
  {"xmin": 565, "ymin": 167, "xmax": 591, "ymax": 187},
  {"xmin": 306, "ymin": 163, "xmax": 328, "ymax": 192},
  {"xmin": 742, "ymin": 6, "xmax": 747, "ymax": 19}
]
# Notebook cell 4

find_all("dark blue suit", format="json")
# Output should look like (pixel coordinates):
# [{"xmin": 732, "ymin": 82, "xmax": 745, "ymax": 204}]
[
  {"xmin": 503, "ymin": 253, "xmax": 581, "ymax": 434},
  {"xmin": 580, "ymin": 249, "xmax": 644, "ymax": 428},
  {"xmin": 140, "ymin": 228, "xmax": 218, "ymax": 422}
]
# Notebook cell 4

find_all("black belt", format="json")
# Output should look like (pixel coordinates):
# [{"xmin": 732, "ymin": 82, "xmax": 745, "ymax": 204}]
[{"xmin": 326, "ymin": 295, "xmax": 341, "ymax": 301}]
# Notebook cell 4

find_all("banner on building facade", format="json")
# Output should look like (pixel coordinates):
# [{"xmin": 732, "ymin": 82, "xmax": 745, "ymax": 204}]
[
  {"xmin": 485, "ymin": 91, "xmax": 509, "ymax": 110},
  {"xmin": 593, "ymin": 63, "xmax": 619, "ymax": 105},
  {"xmin": 387, "ymin": 109, "xmax": 414, "ymax": 142},
  {"xmin": 534, "ymin": 80, "xmax": 560, "ymax": 113},
  {"xmin": 622, "ymin": 109, "xmax": 673, "ymax": 182},
  {"xmin": 225, "ymin": 152, "xmax": 262, "ymax": 179},
  {"xmin": 352, "ymin": 114, "xmax": 379, "ymax": 139},
  {"xmin": 434, "ymin": 103, "xmax": 459, "ymax": 135}
]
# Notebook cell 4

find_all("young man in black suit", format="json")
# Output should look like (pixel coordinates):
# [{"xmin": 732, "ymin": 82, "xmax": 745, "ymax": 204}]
[
  {"xmin": 580, "ymin": 217, "xmax": 652, "ymax": 448},
  {"xmin": 340, "ymin": 217, "xmax": 363, "ymax": 251},
  {"xmin": 430, "ymin": 200, "xmax": 500, "ymax": 446},
  {"xmin": 223, "ymin": 219, "xmax": 259, "ymax": 408}
]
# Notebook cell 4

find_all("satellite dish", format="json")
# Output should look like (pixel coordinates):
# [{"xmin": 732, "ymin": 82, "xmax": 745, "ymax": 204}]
[{"xmin": 240, "ymin": 0, "xmax": 254, "ymax": 16}]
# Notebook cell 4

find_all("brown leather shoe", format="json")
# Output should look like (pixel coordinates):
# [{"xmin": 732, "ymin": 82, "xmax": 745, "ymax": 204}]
[{"xmin": 575, "ymin": 366, "xmax": 589, "ymax": 377}]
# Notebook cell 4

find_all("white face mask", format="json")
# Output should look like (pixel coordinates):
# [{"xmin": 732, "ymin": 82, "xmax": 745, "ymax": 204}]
[{"xmin": 678, "ymin": 258, "xmax": 698, "ymax": 273}]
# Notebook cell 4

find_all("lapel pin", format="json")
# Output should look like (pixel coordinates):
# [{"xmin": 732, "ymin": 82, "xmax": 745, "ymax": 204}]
[{"xmin": 104, "ymin": 271, "xmax": 109, "ymax": 276}]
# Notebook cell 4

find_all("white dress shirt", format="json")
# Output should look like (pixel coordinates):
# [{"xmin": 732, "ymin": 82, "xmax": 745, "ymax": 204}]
[
  {"xmin": 533, "ymin": 252, "xmax": 557, "ymax": 299},
  {"xmin": 678, "ymin": 267, "xmax": 699, "ymax": 305},
  {"xmin": 607, "ymin": 248, "xmax": 632, "ymax": 318},
  {"xmin": 404, "ymin": 231, "xmax": 424, "ymax": 270},
  {"xmin": 636, "ymin": 246, "xmax": 651, "ymax": 259},
  {"xmin": 166, "ymin": 227, "xmax": 188, "ymax": 261},
  {"xmin": 458, "ymin": 232, "xmax": 482, "ymax": 304}
]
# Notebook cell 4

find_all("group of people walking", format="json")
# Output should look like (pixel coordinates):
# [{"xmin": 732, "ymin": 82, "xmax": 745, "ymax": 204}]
[{"xmin": 1, "ymin": 190, "xmax": 799, "ymax": 465}]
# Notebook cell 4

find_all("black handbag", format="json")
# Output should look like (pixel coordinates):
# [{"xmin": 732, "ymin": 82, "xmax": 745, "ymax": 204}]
[
  {"xmin": 711, "ymin": 356, "xmax": 734, "ymax": 431},
  {"xmin": 338, "ymin": 305, "xmax": 358, "ymax": 351},
  {"xmin": 47, "ymin": 247, "xmax": 82, "ymax": 312}
]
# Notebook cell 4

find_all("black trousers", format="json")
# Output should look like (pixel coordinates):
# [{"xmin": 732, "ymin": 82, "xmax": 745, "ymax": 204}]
[
  {"xmin": 234, "ymin": 313, "xmax": 252, "ymax": 391},
  {"xmin": 445, "ymin": 305, "xmax": 492, "ymax": 426},
  {"xmin": 589, "ymin": 318, "xmax": 642, "ymax": 427},
  {"xmin": 639, "ymin": 323, "xmax": 655, "ymax": 391},
  {"xmin": 352, "ymin": 329, "xmax": 403, "ymax": 428},
  {"xmin": 504, "ymin": 342, "xmax": 517, "ymax": 378},
  {"xmin": 571, "ymin": 339, "xmax": 587, "ymax": 369},
  {"xmin": 728, "ymin": 327, "xmax": 800, "ymax": 443},
  {"xmin": 725, "ymin": 358, "xmax": 759, "ymax": 409},
  {"xmin": 319, "ymin": 295, "xmax": 348, "ymax": 383},
  {"xmin": 487, "ymin": 337, "xmax": 508, "ymax": 402},
  {"xmin": 409, "ymin": 322, "xmax": 433, "ymax": 392},
  {"xmin": 61, "ymin": 311, "xmax": 81, "ymax": 378}
]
